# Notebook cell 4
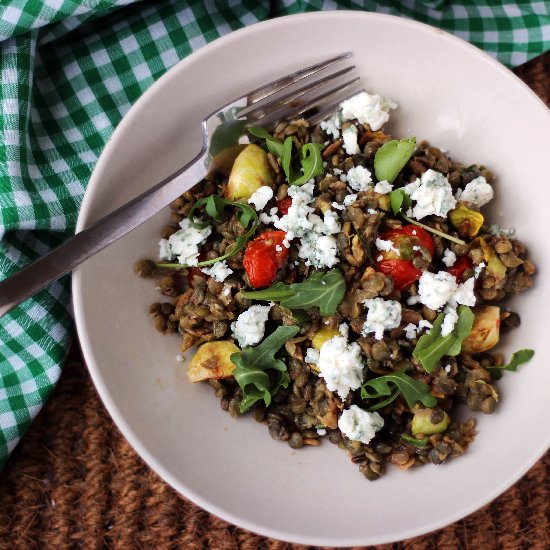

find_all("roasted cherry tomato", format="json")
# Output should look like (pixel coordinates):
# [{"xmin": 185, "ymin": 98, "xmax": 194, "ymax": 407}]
[
  {"xmin": 243, "ymin": 230, "xmax": 288, "ymax": 288},
  {"xmin": 447, "ymin": 255, "xmax": 474, "ymax": 282},
  {"xmin": 277, "ymin": 196, "xmax": 292, "ymax": 216},
  {"xmin": 375, "ymin": 226, "xmax": 434, "ymax": 290}
]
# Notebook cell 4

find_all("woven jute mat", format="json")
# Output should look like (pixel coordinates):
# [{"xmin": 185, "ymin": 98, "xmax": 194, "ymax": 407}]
[{"xmin": 1, "ymin": 52, "xmax": 549, "ymax": 550}]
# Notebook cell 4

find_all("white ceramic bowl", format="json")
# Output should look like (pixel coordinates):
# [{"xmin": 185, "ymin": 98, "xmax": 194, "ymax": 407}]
[{"xmin": 73, "ymin": 11, "xmax": 550, "ymax": 546}]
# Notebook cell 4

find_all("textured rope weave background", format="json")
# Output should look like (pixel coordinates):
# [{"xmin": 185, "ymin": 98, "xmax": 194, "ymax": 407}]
[{"xmin": 0, "ymin": 51, "xmax": 548, "ymax": 549}]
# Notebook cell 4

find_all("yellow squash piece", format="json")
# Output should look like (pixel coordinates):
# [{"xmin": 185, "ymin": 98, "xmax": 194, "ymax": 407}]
[
  {"xmin": 462, "ymin": 305, "xmax": 501, "ymax": 354},
  {"xmin": 450, "ymin": 202, "xmax": 484, "ymax": 238},
  {"xmin": 478, "ymin": 237, "xmax": 507, "ymax": 281},
  {"xmin": 187, "ymin": 340, "xmax": 240, "ymax": 383},
  {"xmin": 412, "ymin": 408, "xmax": 450, "ymax": 436},
  {"xmin": 225, "ymin": 143, "xmax": 275, "ymax": 201},
  {"xmin": 312, "ymin": 326, "xmax": 342, "ymax": 350}
]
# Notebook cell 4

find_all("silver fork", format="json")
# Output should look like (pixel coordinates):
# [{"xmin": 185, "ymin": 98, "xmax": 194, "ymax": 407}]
[{"xmin": 0, "ymin": 53, "xmax": 361, "ymax": 317}]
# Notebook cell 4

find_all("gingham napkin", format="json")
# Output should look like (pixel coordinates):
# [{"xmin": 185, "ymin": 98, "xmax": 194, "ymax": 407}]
[{"xmin": 0, "ymin": 0, "xmax": 548, "ymax": 468}]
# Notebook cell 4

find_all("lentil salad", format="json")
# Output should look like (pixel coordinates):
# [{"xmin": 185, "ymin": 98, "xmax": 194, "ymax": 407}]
[{"xmin": 135, "ymin": 90, "xmax": 535, "ymax": 480}]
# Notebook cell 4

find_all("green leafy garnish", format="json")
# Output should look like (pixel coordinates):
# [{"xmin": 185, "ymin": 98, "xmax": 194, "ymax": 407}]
[
  {"xmin": 400, "ymin": 434, "xmax": 429, "ymax": 447},
  {"xmin": 374, "ymin": 137, "xmax": 416, "ymax": 183},
  {"xmin": 389, "ymin": 188, "xmax": 412, "ymax": 215},
  {"xmin": 413, "ymin": 305, "xmax": 474, "ymax": 373},
  {"xmin": 240, "ymin": 269, "xmax": 345, "ymax": 316},
  {"xmin": 250, "ymin": 127, "xmax": 323, "ymax": 186},
  {"xmin": 248, "ymin": 126, "xmax": 284, "ymax": 158},
  {"xmin": 488, "ymin": 349, "xmax": 534, "ymax": 379},
  {"xmin": 156, "ymin": 195, "xmax": 258, "ymax": 269},
  {"xmin": 361, "ymin": 371, "xmax": 437, "ymax": 410},
  {"xmin": 231, "ymin": 325, "xmax": 300, "ymax": 412}
]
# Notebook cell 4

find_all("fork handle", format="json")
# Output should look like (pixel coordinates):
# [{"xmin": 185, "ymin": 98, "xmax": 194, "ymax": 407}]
[{"xmin": 0, "ymin": 150, "xmax": 208, "ymax": 318}]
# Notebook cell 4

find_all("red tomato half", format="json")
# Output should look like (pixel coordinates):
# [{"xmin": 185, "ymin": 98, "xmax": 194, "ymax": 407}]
[
  {"xmin": 375, "ymin": 226, "xmax": 434, "ymax": 290},
  {"xmin": 447, "ymin": 256, "xmax": 473, "ymax": 282},
  {"xmin": 243, "ymin": 230, "xmax": 289, "ymax": 288},
  {"xmin": 277, "ymin": 196, "xmax": 292, "ymax": 216}
]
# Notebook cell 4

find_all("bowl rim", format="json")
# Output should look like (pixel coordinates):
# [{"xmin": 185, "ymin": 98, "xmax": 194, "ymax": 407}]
[{"xmin": 73, "ymin": 10, "xmax": 550, "ymax": 546}]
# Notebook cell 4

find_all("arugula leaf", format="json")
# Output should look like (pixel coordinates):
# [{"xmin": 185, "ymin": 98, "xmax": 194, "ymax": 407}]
[
  {"xmin": 413, "ymin": 306, "xmax": 474, "ymax": 373},
  {"xmin": 240, "ymin": 269, "xmax": 345, "ymax": 316},
  {"xmin": 291, "ymin": 143, "xmax": 325, "ymax": 185},
  {"xmin": 389, "ymin": 188, "xmax": 412, "ymax": 215},
  {"xmin": 374, "ymin": 137, "xmax": 416, "ymax": 183},
  {"xmin": 248, "ymin": 126, "xmax": 284, "ymax": 158},
  {"xmin": 360, "ymin": 371, "xmax": 437, "ymax": 409},
  {"xmin": 231, "ymin": 325, "xmax": 300, "ymax": 412},
  {"xmin": 157, "ymin": 195, "xmax": 258, "ymax": 269},
  {"xmin": 488, "ymin": 349, "xmax": 534, "ymax": 379}
]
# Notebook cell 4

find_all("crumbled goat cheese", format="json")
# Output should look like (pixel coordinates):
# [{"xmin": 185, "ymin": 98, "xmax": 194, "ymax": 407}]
[
  {"xmin": 376, "ymin": 238, "xmax": 400, "ymax": 256},
  {"xmin": 453, "ymin": 277, "xmax": 476, "ymax": 306},
  {"xmin": 419, "ymin": 270, "xmax": 477, "ymax": 316},
  {"xmin": 404, "ymin": 319, "xmax": 432, "ymax": 339},
  {"xmin": 418, "ymin": 271, "xmax": 458, "ymax": 311},
  {"xmin": 404, "ymin": 169, "xmax": 457, "ymax": 220},
  {"xmin": 407, "ymin": 294, "xmax": 421, "ymax": 305},
  {"xmin": 231, "ymin": 305, "xmax": 271, "ymax": 348},
  {"xmin": 441, "ymin": 305, "xmax": 459, "ymax": 337},
  {"xmin": 362, "ymin": 298, "xmax": 402, "ymax": 340},
  {"xmin": 304, "ymin": 347, "xmax": 320, "ymax": 365},
  {"xmin": 248, "ymin": 185, "xmax": 273, "ymax": 211},
  {"xmin": 317, "ymin": 334, "xmax": 365, "ymax": 399},
  {"xmin": 343, "ymin": 193, "xmax": 358, "ymax": 207},
  {"xmin": 320, "ymin": 111, "xmax": 342, "ymax": 138},
  {"xmin": 342, "ymin": 126, "xmax": 360, "ymax": 155},
  {"xmin": 332, "ymin": 202, "xmax": 345, "ymax": 210},
  {"xmin": 259, "ymin": 206, "xmax": 280, "ymax": 226},
  {"xmin": 458, "ymin": 176, "xmax": 493, "ymax": 207},
  {"xmin": 323, "ymin": 210, "xmax": 341, "ymax": 235},
  {"xmin": 488, "ymin": 224, "xmax": 515, "ymax": 237},
  {"xmin": 201, "ymin": 260, "xmax": 233, "ymax": 282},
  {"xmin": 444, "ymin": 364, "xmax": 452, "ymax": 373},
  {"xmin": 316, "ymin": 428, "xmax": 327, "ymax": 436},
  {"xmin": 274, "ymin": 181, "xmax": 340, "ymax": 268},
  {"xmin": 377, "ymin": 255, "xmax": 384, "ymax": 262},
  {"xmin": 367, "ymin": 208, "xmax": 377, "ymax": 215},
  {"xmin": 158, "ymin": 218, "xmax": 212, "ymax": 266},
  {"xmin": 275, "ymin": 245, "xmax": 283, "ymax": 252},
  {"xmin": 374, "ymin": 180, "xmax": 393, "ymax": 194},
  {"xmin": 442, "ymin": 249, "xmax": 457, "ymax": 267},
  {"xmin": 346, "ymin": 165, "xmax": 372, "ymax": 192},
  {"xmin": 338, "ymin": 322, "xmax": 349, "ymax": 339},
  {"xmin": 338, "ymin": 405, "xmax": 384, "ymax": 445},
  {"xmin": 474, "ymin": 262, "xmax": 486, "ymax": 278},
  {"xmin": 340, "ymin": 91, "xmax": 397, "ymax": 131}
]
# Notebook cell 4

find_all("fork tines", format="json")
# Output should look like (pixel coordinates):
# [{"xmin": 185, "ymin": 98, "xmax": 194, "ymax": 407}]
[{"xmin": 238, "ymin": 53, "xmax": 362, "ymax": 130}]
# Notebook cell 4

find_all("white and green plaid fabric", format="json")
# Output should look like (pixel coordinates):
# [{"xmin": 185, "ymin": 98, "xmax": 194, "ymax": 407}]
[{"xmin": 0, "ymin": 0, "xmax": 548, "ymax": 468}]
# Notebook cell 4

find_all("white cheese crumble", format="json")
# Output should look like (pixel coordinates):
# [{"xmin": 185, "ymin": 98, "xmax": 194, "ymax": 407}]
[
  {"xmin": 458, "ymin": 176, "xmax": 493, "ymax": 207},
  {"xmin": 248, "ymin": 185, "xmax": 273, "ymax": 211},
  {"xmin": 375, "ymin": 238, "xmax": 400, "ymax": 256},
  {"xmin": 404, "ymin": 319, "xmax": 433, "ymax": 339},
  {"xmin": 346, "ymin": 165, "xmax": 372, "ymax": 192},
  {"xmin": 474, "ymin": 262, "xmax": 486, "ymax": 279},
  {"xmin": 320, "ymin": 111, "xmax": 342, "ymax": 138},
  {"xmin": 342, "ymin": 126, "xmax": 360, "ymax": 155},
  {"xmin": 158, "ymin": 218, "xmax": 212, "ymax": 266},
  {"xmin": 340, "ymin": 91, "xmax": 397, "ymax": 131},
  {"xmin": 418, "ymin": 271, "xmax": 458, "ymax": 311},
  {"xmin": 304, "ymin": 347, "xmax": 320, "ymax": 365},
  {"xmin": 442, "ymin": 249, "xmax": 457, "ymax": 267},
  {"xmin": 444, "ymin": 364, "xmax": 452, "ymax": 373},
  {"xmin": 488, "ymin": 224, "xmax": 515, "ymax": 237},
  {"xmin": 201, "ymin": 260, "xmax": 233, "ymax": 282},
  {"xmin": 374, "ymin": 180, "xmax": 393, "ymax": 194},
  {"xmin": 331, "ymin": 202, "xmax": 345, "ymax": 211},
  {"xmin": 407, "ymin": 294, "xmax": 421, "ymax": 305},
  {"xmin": 453, "ymin": 277, "xmax": 476, "ymax": 306},
  {"xmin": 231, "ymin": 304, "xmax": 271, "ymax": 348},
  {"xmin": 441, "ymin": 305, "xmax": 459, "ymax": 337},
  {"xmin": 274, "ymin": 181, "xmax": 340, "ymax": 268},
  {"xmin": 316, "ymin": 333, "xmax": 365, "ymax": 399},
  {"xmin": 343, "ymin": 193, "xmax": 358, "ymax": 207},
  {"xmin": 316, "ymin": 428, "xmax": 327, "ymax": 436},
  {"xmin": 176, "ymin": 354, "xmax": 185, "ymax": 363},
  {"xmin": 338, "ymin": 405, "xmax": 384, "ymax": 445},
  {"xmin": 404, "ymin": 169, "xmax": 457, "ymax": 220},
  {"xmin": 362, "ymin": 298, "xmax": 402, "ymax": 340}
]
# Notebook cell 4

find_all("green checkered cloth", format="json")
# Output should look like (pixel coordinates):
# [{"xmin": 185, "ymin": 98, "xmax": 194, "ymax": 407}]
[{"xmin": 0, "ymin": 0, "xmax": 548, "ymax": 469}]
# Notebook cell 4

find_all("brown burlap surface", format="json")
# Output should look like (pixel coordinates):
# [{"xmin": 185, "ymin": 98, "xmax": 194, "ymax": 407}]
[{"xmin": 1, "ymin": 52, "xmax": 549, "ymax": 550}]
